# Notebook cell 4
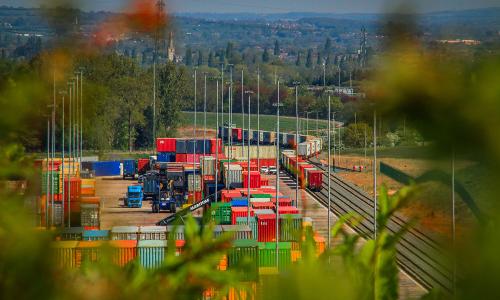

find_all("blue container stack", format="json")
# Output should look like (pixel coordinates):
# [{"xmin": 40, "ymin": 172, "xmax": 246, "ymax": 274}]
[
  {"xmin": 93, "ymin": 161, "xmax": 121, "ymax": 176},
  {"xmin": 157, "ymin": 152, "xmax": 176, "ymax": 162}
]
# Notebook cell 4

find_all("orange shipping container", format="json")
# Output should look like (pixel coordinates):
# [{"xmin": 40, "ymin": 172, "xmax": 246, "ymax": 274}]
[{"xmin": 110, "ymin": 240, "xmax": 137, "ymax": 266}]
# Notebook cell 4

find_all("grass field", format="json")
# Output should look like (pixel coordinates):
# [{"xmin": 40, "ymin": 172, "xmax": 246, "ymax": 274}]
[{"xmin": 181, "ymin": 111, "xmax": 330, "ymax": 134}]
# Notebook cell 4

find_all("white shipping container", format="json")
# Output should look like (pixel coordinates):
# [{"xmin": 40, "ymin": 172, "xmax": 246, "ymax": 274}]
[
  {"xmin": 201, "ymin": 156, "xmax": 216, "ymax": 176},
  {"xmin": 111, "ymin": 226, "xmax": 139, "ymax": 240},
  {"xmin": 187, "ymin": 174, "xmax": 202, "ymax": 192},
  {"xmin": 81, "ymin": 203, "xmax": 100, "ymax": 227},
  {"xmin": 224, "ymin": 145, "xmax": 276, "ymax": 159},
  {"xmin": 139, "ymin": 226, "xmax": 167, "ymax": 240},
  {"xmin": 250, "ymin": 198, "xmax": 271, "ymax": 203},
  {"xmin": 298, "ymin": 142, "xmax": 311, "ymax": 157},
  {"xmin": 223, "ymin": 164, "xmax": 243, "ymax": 188}
]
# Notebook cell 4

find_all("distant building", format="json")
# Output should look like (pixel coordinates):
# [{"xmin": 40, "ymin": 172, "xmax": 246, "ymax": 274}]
[
  {"xmin": 167, "ymin": 31, "xmax": 175, "ymax": 62},
  {"xmin": 437, "ymin": 39, "xmax": 481, "ymax": 45}
]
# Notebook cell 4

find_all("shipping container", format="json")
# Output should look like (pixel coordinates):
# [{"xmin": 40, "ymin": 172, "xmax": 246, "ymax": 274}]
[
  {"xmin": 80, "ymin": 203, "xmax": 99, "ymax": 228},
  {"xmin": 224, "ymin": 145, "xmax": 276, "ymax": 159},
  {"xmin": 232, "ymin": 128, "xmax": 243, "ymax": 142},
  {"xmin": 258, "ymin": 242, "xmax": 292, "ymax": 271},
  {"xmin": 271, "ymin": 197, "xmax": 292, "ymax": 207},
  {"xmin": 221, "ymin": 190, "xmax": 242, "ymax": 202},
  {"xmin": 60, "ymin": 227, "xmax": 84, "ymax": 240},
  {"xmin": 139, "ymin": 226, "xmax": 167, "ymax": 240},
  {"xmin": 257, "ymin": 214, "xmax": 276, "ymax": 242},
  {"xmin": 211, "ymin": 202, "xmax": 232, "ymax": 225},
  {"xmin": 242, "ymin": 171, "xmax": 261, "ymax": 189},
  {"xmin": 52, "ymin": 241, "xmax": 78, "ymax": 268},
  {"xmin": 110, "ymin": 240, "xmax": 137, "ymax": 266},
  {"xmin": 210, "ymin": 138, "xmax": 223, "ymax": 154},
  {"xmin": 277, "ymin": 206, "xmax": 299, "ymax": 215},
  {"xmin": 306, "ymin": 169, "xmax": 323, "ymax": 191},
  {"xmin": 252, "ymin": 202, "xmax": 275, "ymax": 210},
  {"xmin": 279, "ymin": 214, "xmax": 302, "ymax": 242},
  {"xmin": 186, "ymin": 174, "xmax": 202, "ymax": 192},
  {"xmin": 122, "ymin": 159, "xmax": 136, "ymax": 178},
  {"xmin": 298, "ymin": 142, "xmax": 311, "ymax": 157},
  {"xmin": 227, "ymin": 239, "xmax": 259, "ymax": 281},
  {"xmin": 111, "ymin": 226, "xmax": 139, "ymax": 240},
  {"xmin": 205, "ymin": 183, "xmax": 225, "ymax": 201},
  {"xmin": 138, "ymin": 240, "xmax": 167, "ymax": 269},
  {"xmin": 80, "ymin": 178, "xmax": 96, "ymax": 196},
  {"xmin": 41, "ymin": 171, "xmax": 60, "ymax": 194},
  {"xmin": 231, "ymin": 206, "xmax": 254, "ymax": 225},
  {"xmin": 176, "ymin": 139, "xmax": 187, "ymax": 154},
  {"xmin": 82, "ymin": 230, "xmax": 109, "ymax": 241},
  {"xmin": 156, "ymin": 138, "xmax": 176, "ymax": 152},
  {"xmin": 230, "ymin": 197, "xmax": 248, "ymax": 207},
  {"xmin": 92, "ymin": 161, "xmax": 121, "ymax": 176},
  {"xmin": 137, "ymin": 158, "xmax": 150, "ymax": 175},
  {"xmin": 157, "ymin": 152, "xmax": 176, "ymax": 162},
  {"xmin": 166, "ymin": 225, "xmax": 185, "ymax": 240},
  {"xmin": 63, "ymin": 177, "xmax": 81, "ymax": 203},
  {"xmin": 200, "ymin": 156, "xmax": 216, "ymax": 176},
  {"xmin": 222, "ymin": 224, "xmax": 253, "ymax": 240},
  {"xmin": 223, "ymin": 164, "xmax": 243, "ymax": 189},
  {"xmin": 235, "ymin": 217, "xmax": 258, "ymax": 240},
  {"xmin": 213, "ymin": 225, "xmax": 224, "ymax": 238}
]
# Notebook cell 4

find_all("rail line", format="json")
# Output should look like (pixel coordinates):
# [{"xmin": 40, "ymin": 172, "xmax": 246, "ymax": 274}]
[{"xmin": 282, "ymin": 161, "xmax": 453, "ymax": 294}]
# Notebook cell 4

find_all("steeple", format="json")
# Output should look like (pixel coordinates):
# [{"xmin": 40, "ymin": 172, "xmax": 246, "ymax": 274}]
[{"xmin": 167, "ymin": 31, "xmax": 175, "ymax": 62}]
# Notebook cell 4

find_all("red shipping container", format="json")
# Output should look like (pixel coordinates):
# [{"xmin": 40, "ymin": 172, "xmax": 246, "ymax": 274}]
[
  {"xmin": 186, "ymin": 154, "xmax": 203, "ymax": 163},
  {"xmin": 239, "ymin": 189, "xmax": 260, "ymax": 196},
  {"xmin": 271, "ymin": 197, "xmax": 292, "ymax": 207},
  {"xmin": 277, "ymin": 206, "xmax": 299, "ymax": 214},
  {"xmin": 252, "ymin": 202, "xmax": 275, "ymax": 210},
  {"xmin": 250, "ymin": 158, "xmax": 276, "ymax": 168},
  {"xmin": 260, "ymin": 178, "xmax": 269, "ymax": 186},
  {"xmin": 242, "ymin": 171, "xmax": 261, "ymax": 189},
  {"xmin": 307, "ymin": 170, "xmax": 323, "ymax": 191},
  {"xmin": 210, "ymin": 138, "xmax": 223, "ymax": 154},
  {"xmin": 231, "ymin": 207, "xmax": 255, "ymax": 225},
  {"xmin": 64, "ymin": 177, "xmax": 81, "ymax": 203},
  {"xmin": 257, "ymin": 214, "xmax": 276, "ymax": 242},
  {"xmin": 138, "ymin": 158, "xmax": 149, "ymax": 173},
  {"xmin": 221, "ymin": 190, "xmax": 242, "ymax": 202},
  {"xmin": 156, "ymin": 138, "xmax": 176, "ymax": 152},
  {"xmin": 110, "ymin": 240, "xmax": 138, "ymax": 266},
  {"xmin": 232, "ymin": 128, "xmax": 243, "ymax": 141},
  {"xmin": 176, "ymin": 154, "xmax": 187, "ymax": 162}
]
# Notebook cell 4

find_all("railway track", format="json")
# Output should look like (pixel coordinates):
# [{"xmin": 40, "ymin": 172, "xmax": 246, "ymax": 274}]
[{"xmin": 285, "ymin": 161, "xmax": 453, "ymax": 294}]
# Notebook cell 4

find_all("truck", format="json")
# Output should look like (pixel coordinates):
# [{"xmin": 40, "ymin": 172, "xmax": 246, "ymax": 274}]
[
  {"xmin": 125, "ymin": 185, "xmax": 143, "ymax": 208},
  {"xmin": 122, "ymin": 159, "xmax": 136, "ymax": 179}
]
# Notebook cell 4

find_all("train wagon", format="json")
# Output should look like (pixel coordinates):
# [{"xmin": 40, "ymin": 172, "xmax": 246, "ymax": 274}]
[{"xmin": 305, "ymin": 168, "xmax": 323, "ymax": 191}]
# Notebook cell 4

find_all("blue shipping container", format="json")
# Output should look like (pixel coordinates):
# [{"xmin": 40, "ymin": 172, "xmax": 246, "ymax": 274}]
[
  {"xmin": 122, "ymin": 159, "xmax": 136, "ymax": 177},
  {"xmin": 138, "ymin": 240, "xmax": 167, "ymax": 269},
  {"xmin": 231, "ymin": 198, "xmax": 249, "ymax": 207},
  {"xmin": 205, "ymin": 183, "xmax": 225, "ymax": 199},
  {"xmin": 157, "ymin": 152, "xmax": 176, "ymax": 162},
  {"xmin": 176, "ymin": 139, "xmax": 187, "ymax": 154},
  {"xmin": 83, "ymin": 230, "xmax": 110, "ymax": 241},
  {"xmin": 263, "ymin": 131, "xmax": 271, "ymax": 144},
  {"xmin": 93, "ymin": 161, "xmax": 121, "ymax": 176}
]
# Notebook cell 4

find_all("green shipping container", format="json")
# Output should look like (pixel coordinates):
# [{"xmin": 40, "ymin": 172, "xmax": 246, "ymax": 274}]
[
  {"xmin": 138, "ymin": 240, "xmax": 167, "ymax": 269},
  {"xmin": 227, "ymin": 239, "xmax": 259, "ymax": 281},
  {"xmin": 236, "ymin": 216, "xmax": 258, "ymax": 240},
  {"xmin": 211, "ymin": 202, "xmax": 232, "ymax": 224},
  {"xmin": 258, "ymin": 242, "xmax": 292, "ymax": 271},
  {"xmin": 279, "ymin": 214, "xmax": 303, "ymax": 242},
  {"xmin": 41, "ymin": 171, "xmax": 60, "ymax": 194},
  {"xmin": 251, "ymin": 194, "xmax": 272, "ymax": 199}
]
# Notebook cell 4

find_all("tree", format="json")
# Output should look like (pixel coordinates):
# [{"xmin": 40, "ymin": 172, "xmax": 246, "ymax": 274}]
[
  {"xmin": 225, "ymin": 42, "xmax": 233, "ymax": 59},
  {"xmin": 158, "ymin": 62, "xmax": 190, "ymax": 136},
  {"xmin": 325, "ymin": 53, "xmax": 331, "ymax": 66},
  {"xmin": 262, "ymin": 47, "xmax": 270, "ymax": 63},
  {"xmin": 207, "ymin": 51, "xmax": 214, "ymax": 67},
  {"xmin": 274, "ymin": 39, "xmax": 280, "ymax": 56},
  {"xmin": 324, "ymin": 37, "xmax": 332, "ymax": 52},
  {"xmin": 185, "ymin": 47, "xmax": 192, "ymax": 66},
  {"xmin": 296, "ymin": 52, "xmax": 302, "ymax": 66},
  {"xmin": 343, "ymin": 123, "xmax": 372, "ymax": 148},
  {"xmin": 317, "ymin": 51, "xmax": 322, "ymax": 65},
  {"xmin": 197, "ymin": 50, "xmax": 204, "ymax": 66},
  {"xmin": 306, "ymin": 49, "xmax": 313, "ymax": 68}
]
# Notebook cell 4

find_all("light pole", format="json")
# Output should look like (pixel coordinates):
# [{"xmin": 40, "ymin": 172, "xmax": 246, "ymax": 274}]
[
  {"xmin": 228, "ymin": 64, "xmax": 234, "ymax": 162},
  {"xmin": 67, "ymin": 81, "xmax": 73, "ymax": 227},
  {"xmin": 153, "ymin": 48, "xmax": 157, "ymax": 148},
  {"xmin": 193, "ymin": 68, "xmax": 197, "ymax": 203},
  {"xmin": 45, "ymin": 117, "xmax": 50, "ymax": 228},
  {"xmin": 245, "ymin": 90, "xmax": 254, "ymax": 225},
  {"xmin": 203, "ymin": 72, "xmax": 207, "ymax": 157},
  {"xmin": 74, "ymin": 73, "xmax": 79, "ymax": 162},
  {"xmin": 257, "ymin": 67, "xmax": 261, "ymax": 172},
  {"xmin": 78, "ymin": 70, "xmax": 83, "ymax": 164},
  {"xmin": 293, "ymin": 81, "xmax": 300, "ymax": 208},
  {"xmin": 323, "ymin": 61, "xmax": 326, "ymax": 88},
  {"xmin": 220, "ymin": 63, "xmax": 224, "ymax": 143},
  {"xmin": 273, "ymin": 80, "xmax": 283, "ymax": 268},
  {"xmin": 59, "ymin": 90, "xmax": 67, "ymax": 227},
  {"xmin": 331, "ymin": 111, "xmax": 336, "ymax": 172},
  {"xmin": 51, "ymin": 72, "xmax": 56, "ymax": 226},
  {"xmin": 215, "ymin": 79, "xmax": 220, "ymax": 202},
  {"xmin": 327, "ymin": 94, "xmax": 332, "ymax": 248},
  {"xmin": 241, "ymin": 69, "xmax": 245, "ymax": 156}
]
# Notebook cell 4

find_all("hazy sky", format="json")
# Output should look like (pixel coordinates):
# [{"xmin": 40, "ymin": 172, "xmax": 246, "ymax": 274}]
[{"xmin": 1, "ymin": 0, "xmax": 500, "ymax": 13}]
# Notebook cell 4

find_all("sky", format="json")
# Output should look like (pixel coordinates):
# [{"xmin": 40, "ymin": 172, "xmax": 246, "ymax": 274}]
[{"xmin": 1, "ymin": 0, "xmax": 500, "ymax": 14}]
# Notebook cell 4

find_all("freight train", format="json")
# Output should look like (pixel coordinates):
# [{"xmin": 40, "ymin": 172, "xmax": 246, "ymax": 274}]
[
  {"xmin": 218, "ymin": 126, "xmax": 322, "ymax": 158},
  {"xmin": 280, "ymin": 150, "xmax": 323, "ymax": 191}
]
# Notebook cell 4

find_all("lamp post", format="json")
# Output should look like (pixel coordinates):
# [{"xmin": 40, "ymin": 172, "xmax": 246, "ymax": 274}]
[
  {"xmin": 273, "ymin": 80, "xmax": 284, "ymax": 268},
  {"xmin": 245, "ymin": 90, "xmax": 254, "ymax": 225},
  {"xmin": 293, "ymin": 81, "xmax": 300, "ymax": 208},
  {"xmin": 193, "ymin": 68, "xmax": 197, "ymax": 204},
  {"xmin": 257, "ymin": 67, "xmax": 261, "ymax": 172},
  {"xmin": 67, "ymin": 81, "xmax": 74, "ymax": 227},
  {"xmin": 328, "ymin": 95, "xmax": 332, "ymax": 248},
  {"xmin": 373, "ymin": 110, "xmax": 377, "ymax": 238},
  {"xmin": 241, "ymin": 69, "xmax": 245, "ymax": 157},
  {"xmin": 59, "ymin": 90, "xmax": 67, "ymax": 227},
  {"xmin": 203, "ymin": 72, "xmax": 207, "ymax": 157},
  {"xmin": 45, "ymin": 117, "xmax": 50, "ymax": 228},
  {"xmin": 220, "ymin": 63, "xmax": 224, "ymax": 144},
  {"xmin": 215, "ymin": 79, "xmax": 220, "ymax": 202}
]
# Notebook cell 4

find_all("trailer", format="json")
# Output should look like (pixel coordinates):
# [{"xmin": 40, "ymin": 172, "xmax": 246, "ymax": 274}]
[{"xmin": 122, "ymin": 159, "xmax": 136, "ymax": 179}]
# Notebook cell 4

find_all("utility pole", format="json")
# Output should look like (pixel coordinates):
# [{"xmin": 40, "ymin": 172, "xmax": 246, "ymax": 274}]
[
  {"xmin": 193, "ymin": 69, "xmax": 197, "ymax": 203},
  {"xmin": 203, "ymin": 72, "xmax": 207, "ymax": 157},
  {"xmin": 215, "ymin": 79, "xmax": 219, "ymax": 202},
  {"xmin": 294, "ymin": 81, "xmax": 300, "ymax": 208},
  {"xmin": 59, "ymin": 90, "xmax": 66, "ymax": 227},
  {"xmin": 241, "ymin": 69, "xmax": 245, "ymax": 157},
  {"xmin": 327, "ymin": 95, "xmax": 332, "ymax": 248},
  {"xmin": 221, "ymin": 63, "xmax": 224, "ymax": 143},
  {"xmin": 257, "ymin": 67, "xmax": 261, "ymax": 172},
  {"xmin": 273, "ymin": 80, "xmax": 283, "ymax": 269},
  {"xmin": 80, "ymin": 70, "xmax": 83, "ymax": 164},
  {"xmin": 245, "ymin": 90, "xmax": 254, "ymax": 225}
]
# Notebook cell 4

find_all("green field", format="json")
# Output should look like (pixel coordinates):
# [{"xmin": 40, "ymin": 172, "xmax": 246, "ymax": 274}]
[{"xmin": 181, "ymin": 111, "xmax": 330, "ymax": 134}]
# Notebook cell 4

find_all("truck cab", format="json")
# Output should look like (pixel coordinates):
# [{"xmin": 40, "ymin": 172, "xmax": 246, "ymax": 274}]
[{"xmin": 126, "ymin": 185, "xmax": 143, "ymax": 208}]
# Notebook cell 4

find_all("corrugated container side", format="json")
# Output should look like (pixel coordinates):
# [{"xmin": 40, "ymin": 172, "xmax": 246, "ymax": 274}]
[
  {"xmin": 138, "ymin": 240, "xmax": 167, "ymax": 269},
  {"xmin": 156, "ymin": 138, "xmax": 176, "ymax": 152},
  {"xmin": 187, "ymin": 174, "xmax": 202, "ymax": 192},
  {"xmin": 236, "ymin": 217, "xmax": 258, "ymax": 240},
  {"xmin": 258, "ymin": 242, "xmax": 292, "ymax": 271},
  {"xmin": 257, "ymin": 214, "xmax": 276, "ymax": 242},
  {"xmin": 176, "ymin": 139, "xmax": 187, "ymax": 154},
  {"xmin": 231, "ymin": 207, "xmax": 255, "ymax": 225},
  {"xmin": 139, "ymin": 226, "xmax": 167, "ymax": 240},
  {"xmin": 166, "ymin": 225, "xmax": 185, "ymax": 240},
  {"xmin": 227, "ymin": 240, "xmax": 259, "ymax": 281},
  {"xmin": 82, "ymin": 230, "xmax": 109, "ymax": 241},
  {"xmin": 52, "ymin": 241, "xmax": 78, "ymax": 268},
  {"xmin": 111, "ymin": 226, "xmax": 139, "ymax": 240},
  {"xmin": 110, "ymin": 240, "xmax": 137, "ymax": 266},
  {"xmin": 93, "ymin": 161, "xmax": 121, "ymax": 176}
]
